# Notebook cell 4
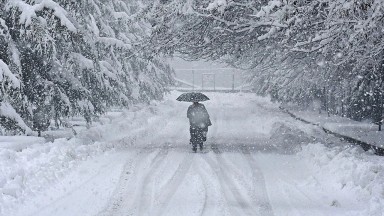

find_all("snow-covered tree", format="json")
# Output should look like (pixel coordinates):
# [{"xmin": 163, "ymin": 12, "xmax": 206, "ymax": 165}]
[
  {"xmin": 0, "ymin": 0, "xmax": 173, "ymax": 134},
  {"xmin": 0, "ymin": 13, "xmax": 32, "ymax": 134}
]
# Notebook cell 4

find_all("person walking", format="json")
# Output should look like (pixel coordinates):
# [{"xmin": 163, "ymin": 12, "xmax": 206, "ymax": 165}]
[{"xmin": 187, "ymin": 101, "xmax": 211, "ymax": 152}]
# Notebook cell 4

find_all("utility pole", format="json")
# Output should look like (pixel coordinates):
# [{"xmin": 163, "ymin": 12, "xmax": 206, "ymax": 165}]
[
  {"xmin": 214, "ymin": 73, "xmax": 216, "ymax": 91},
  {"xmin": 380, "ymin": 93, "xmax": 383, "ymax": 131},
  {"xmin": 192, "ymin": 70, "xmax": 195, "ymax": 91},
  {"xmin": 201, "ymin": 73, "xmax": 204, "ymax": 90},
  {"xmin": 232, "ymin": 73, "xmax": 235, "ymax": 91},
  {"xmin": 240, "ymin": 71, "xmax": 243, "ymax": 93}
]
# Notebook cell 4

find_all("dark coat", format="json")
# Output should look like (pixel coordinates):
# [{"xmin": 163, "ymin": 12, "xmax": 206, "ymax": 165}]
[{"xmin": 187, "ymin": 103, "xmax": 211, "ymax": 128}]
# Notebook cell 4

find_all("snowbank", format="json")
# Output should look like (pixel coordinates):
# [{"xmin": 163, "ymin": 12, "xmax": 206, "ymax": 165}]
[
  {"xmin": 0, "ymin": 136, "xmax": 45, "ymax": 150},
  {"xmin": 298, "ymin": 144, "xmax": 384, "ymax": 215},
  {"xmin": 256, "ymin": 119, "xmax": 384, "ymax": 216},
  {"xmin": 0, "ymin": 137, "xmax": 109, "ymax": 215},
  {"xmin": 290, "ymin": 109, "xmax": 383, "ymax": 146}
]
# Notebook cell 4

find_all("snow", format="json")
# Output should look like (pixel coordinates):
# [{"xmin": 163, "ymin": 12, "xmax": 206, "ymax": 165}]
[
  {"xmin": 0, "ymin": 102, "xmax": 32, "ymax": 135},
  {"xmin": 99, "ymin": 61, "xmax": 120, "ymax": 81},
  {"xmin": 207, "ymin": 0, "xmax": 227, "ymax": 11},
  {"xmin": 255, "ymin": 150, "xmax": 364, "ymax": 216},
  {"xmin": 297, "ymin": 144, "xmax": 384, "ymax": 215},
  {"xmin": 0, "ymin": 18, "xmax": 7, "ymax": 35},
  {"xmin": 0, "ymin": 60, "xmax": 20, "ymax": 88},
  {"xmin": 113, "ymin": 12, "xmax": 131, "ymax": 20},
  {"xmin": 70, "ymin": 53, "xmax": 94, "ymax": 70},
  {"xmin": 77, "ymin": 100, "xmax": 95, "ymax": 113},
  {"xmin": 89, "ymin": 14, "xmax": 100, "ymax": 36},
  {"xmin": 0, "ymin": 136, "xmax": 45, "ymax": 150},
  {"xmin": 1, "ymin": 91, "xmax": 384, "ymax": 216},
  {"xmin": 8, "ymin": 0, "xmax": 77, "ymax": 32},
  {"xmin": 10, "ymin": 43, "xmax": 21, "ymax": 70},
  {"xmin": 16, "ymin": 152, "xmax": 129, "ymax": 216},
  {"xmin": 287, "ymin": 108, "xmax": 384, "ymax": 148},
  {"xmin": 98, "ymin": 37, "xmax": 132, "ymax": 49},
  {"xmin": 256, "ymin": 0, "xmax": 282, "ymax": 18}
]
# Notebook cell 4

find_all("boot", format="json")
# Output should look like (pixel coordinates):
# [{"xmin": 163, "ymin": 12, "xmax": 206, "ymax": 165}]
[
  {"xmin": 192, "ymin": 146, "xmax": 197, "ymax": 152},
  {"xmin": 192, "ymin": 143, "xmax": 197, "ymax": 152}
]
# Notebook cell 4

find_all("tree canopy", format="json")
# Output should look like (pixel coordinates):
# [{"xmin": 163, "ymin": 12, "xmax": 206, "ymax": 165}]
[{"xmin": 148, "ymin": 0, "xmax": 384, "ymax": 121}]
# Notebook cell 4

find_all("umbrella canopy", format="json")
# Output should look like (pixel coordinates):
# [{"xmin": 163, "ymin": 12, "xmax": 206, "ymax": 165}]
[{"xmin": 176, "ymin": 92, "xmax": 210, "ymax": 102}]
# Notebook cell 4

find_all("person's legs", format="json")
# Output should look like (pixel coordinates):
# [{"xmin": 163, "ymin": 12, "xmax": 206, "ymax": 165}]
[
  {"xmin": 202, "ymin": 127, "xmax": 208, "ymax": 142},
  {"xmin": 190, "ymin": 126, "xmax": 198, "ymax": 152},
  {"xmin": 195, "ymin": 128, "xmax": 204, "ymax": 151}
]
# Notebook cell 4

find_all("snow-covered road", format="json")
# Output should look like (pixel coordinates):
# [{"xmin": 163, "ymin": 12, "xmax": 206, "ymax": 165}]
[
  {"xmin": 6, "ymin": 92, "xmax": 384, "ymax": 216},
  {"xmin": 98, "ymin": 92, "xmax": 279, "ymax": 216}
]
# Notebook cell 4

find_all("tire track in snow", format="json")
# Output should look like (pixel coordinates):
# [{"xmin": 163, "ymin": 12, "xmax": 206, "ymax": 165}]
[
  {"xmin": 240, "ymin": 144, "xmax": 274, "ymax": 216},
  {"xmin": 195, "ymin": 156, "xmax": 226, "ymax": 216},
  {"xmin": 252, "ymin": 154, "xmax": 326, "ymax": 216},
  {"xmin": 136, "ymin": 147, "xmax": 170, "ymax": 215},
  {"xmin": 131, "ymin": 111, "xmax": 185, "ymax": 215},
  {"xmin": 30, "ymin": 153, "xmax": 129, "ymax": 216},
  {"xmin": 97, "ymin": 151, "xmax": 140, "ymax": 216},
  {"xmin": 201, "ymin": 155, "xmax": 240, "ymax": 216},
  {"xmin": 153, "ymin": 152, "xmax": 194, "ymax": 215},
  {"xmin": 202, "ymin": 144, "xmax": 256, "ymax": 215},
  {"xmin": 100, "ymin": 104, "xmax": 189, "ymax": 216},
  {"xmin": 200, "ymin": 179, "xmax": 209, "ymax": 216},
  {"xmin": 98, "ymin": 147, "xmax": 169, "ymax": 216}
]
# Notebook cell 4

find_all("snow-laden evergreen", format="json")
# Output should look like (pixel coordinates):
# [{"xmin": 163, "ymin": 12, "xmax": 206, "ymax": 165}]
[{"xmin": 0, "ymin": 0, "xmax": 174, "ymax": 134}]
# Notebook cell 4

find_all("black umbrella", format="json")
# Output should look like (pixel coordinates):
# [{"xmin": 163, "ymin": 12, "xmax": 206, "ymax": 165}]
[{"xmin": 176, "ymin": 92, "xmax": 210, "ymax": 102}]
